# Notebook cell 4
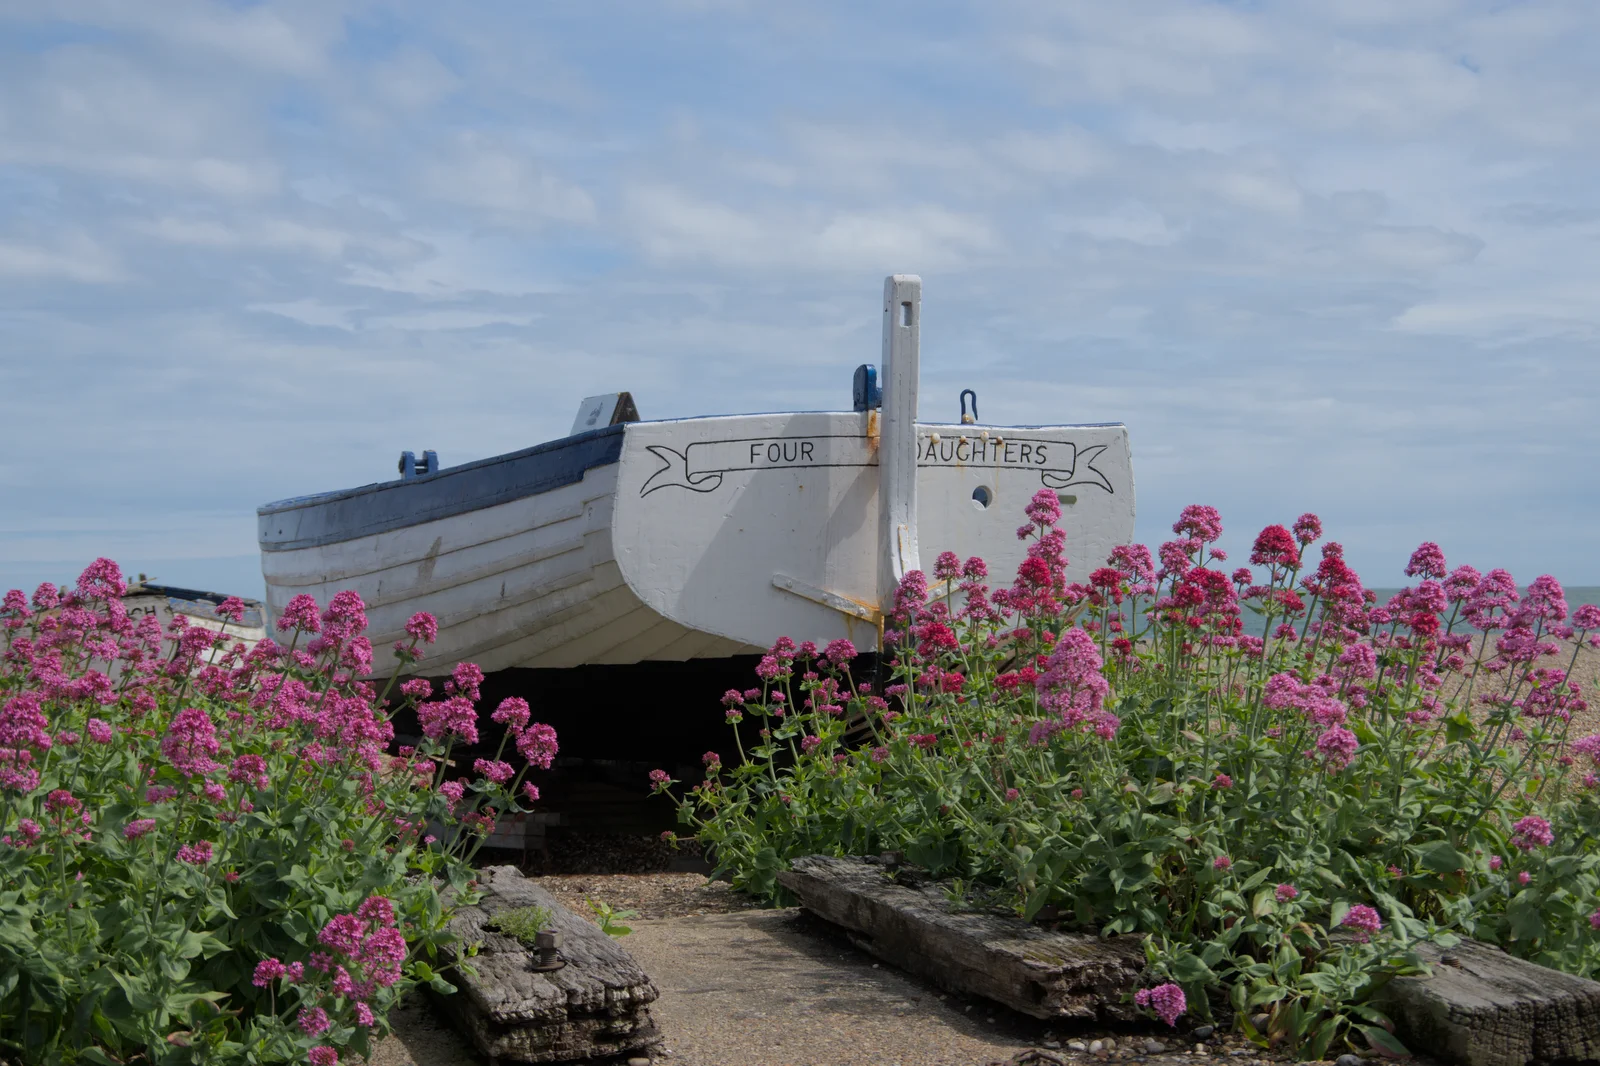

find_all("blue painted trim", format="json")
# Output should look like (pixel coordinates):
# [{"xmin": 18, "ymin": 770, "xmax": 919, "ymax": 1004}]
[{"xmin": 258, "ymin": 425, "xmax": 626, "ymax": 552}]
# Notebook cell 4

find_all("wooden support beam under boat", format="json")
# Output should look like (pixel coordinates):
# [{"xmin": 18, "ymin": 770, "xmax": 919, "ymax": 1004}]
[{"xmin": 879, "ymin": 274, "xmax": 922, "ymax": 630}]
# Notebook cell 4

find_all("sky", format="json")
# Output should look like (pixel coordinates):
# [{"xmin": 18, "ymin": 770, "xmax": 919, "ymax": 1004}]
[{"xmin": 2, "ymin": 0, "xmax": 1598, "ymax": 604}]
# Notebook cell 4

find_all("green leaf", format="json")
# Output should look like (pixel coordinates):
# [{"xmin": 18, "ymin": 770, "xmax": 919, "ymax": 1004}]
[
  {"xmin": 1415, "ymin": 840, "xmax": 1467, "ymax": 876},
  {"xmin": 1357, "ymin": 1024, "xmax": 1412, "ymax": 1059},
  {"xmin": 1443, "ymin": 711, "xmax": 1476, "ymax": 743},
  {"xmin": 1169, "ymin": 953, "xmax": 1215, "ymax": 984}
]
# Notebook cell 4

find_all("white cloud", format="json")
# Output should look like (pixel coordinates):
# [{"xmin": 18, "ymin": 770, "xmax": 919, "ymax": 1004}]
[
  {"xmin": 0, "ymin": 233, "xmax": 123, "ymax": 282},
  {"xmin": 422, "ymin": 135, "xmax": 597, "ymax": 226}
]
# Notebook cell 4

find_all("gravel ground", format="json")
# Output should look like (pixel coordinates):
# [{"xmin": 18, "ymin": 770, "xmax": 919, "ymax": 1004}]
[
  {"xmin": 369, "ymin": 874, "xmax": 1328, "ymax": 1066},
  {"xmin": 537, "ymin": 871, "xmax": 761, "ymax": 922},
  {"xmin": 1455, "ymin": 636, "xmax": 1600, "ymax": 738}
]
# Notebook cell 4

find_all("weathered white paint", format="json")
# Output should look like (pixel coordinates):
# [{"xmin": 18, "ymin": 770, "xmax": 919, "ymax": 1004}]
[
  {"xmin": 879, "ymin": 275, "xmax": 922, "ymax": 612},
  {"xmin": 121, "ymin": 591, "xmax": 266, "ymax": 666},
  {"xmin": 609, "ymin": 412, "xmax": 1133, "ymax": 656}
]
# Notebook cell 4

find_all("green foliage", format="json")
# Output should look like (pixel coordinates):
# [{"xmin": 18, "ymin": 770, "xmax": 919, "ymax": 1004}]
[
  {"xmin": 0, "ymin": 573, "xmax": 553, "ymax": 1065},
  {"xmin": 485, "ymin": 905, "xmax": 554, "ymax": 945},
  {"xmin": 655, "ymin": 500, "xmax": 1600, "ymax": 1058},
  {"xmin": 586, "ymin": 899, "xmax": 636, "ymax": 937}
]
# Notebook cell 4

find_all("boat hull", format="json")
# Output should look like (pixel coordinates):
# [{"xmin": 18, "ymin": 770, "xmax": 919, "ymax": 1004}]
[{"xmin": 258, "ymin": 415, "xmax": 1134, "ymax": 676}]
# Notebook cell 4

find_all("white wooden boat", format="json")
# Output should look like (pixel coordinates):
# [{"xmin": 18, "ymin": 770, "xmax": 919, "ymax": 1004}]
[
  {"xmin": 121, "ymin": 580, "xmax": 267, "ymax": 663},
  {"xmin": 257, "ymin": 277, "xmax": 1136, "ymax": 676}
]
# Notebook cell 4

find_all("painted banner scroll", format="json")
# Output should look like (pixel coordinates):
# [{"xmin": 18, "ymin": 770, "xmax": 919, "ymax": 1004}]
[{"xmin": 640, "ymin": 432, "xmax": 1115, "ymax": 497}]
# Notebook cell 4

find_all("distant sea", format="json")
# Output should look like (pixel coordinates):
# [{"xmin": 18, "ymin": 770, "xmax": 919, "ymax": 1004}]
[{"xmin": 1366, "ymin": 587, "xmax": 1600, "ymax": 613}]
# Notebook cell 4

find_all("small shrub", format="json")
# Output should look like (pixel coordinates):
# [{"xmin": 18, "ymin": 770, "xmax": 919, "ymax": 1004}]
[
  {"xmin": 586, "ymin": 899, "xmax": 636, "ymax": 937},
  {"xmin": 0, "ymin": 562, "xmax": 559, "ymax": 1065},
  {"xmin": 485, "ymin": 905, "xmax": 555, "ymax": 944},
  {"xmin": 655, "ymin": 494, "xmax": 1600, "ymax": 1058}
]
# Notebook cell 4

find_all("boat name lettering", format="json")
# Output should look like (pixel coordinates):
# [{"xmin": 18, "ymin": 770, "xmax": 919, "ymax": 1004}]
[
  {"xmin": 640, "ymin": 433, "xmax": 1115, "ymax": 496},
  {"xmin": 921, "ymin": 436, "xmax": 1050, "ymax": 466}
]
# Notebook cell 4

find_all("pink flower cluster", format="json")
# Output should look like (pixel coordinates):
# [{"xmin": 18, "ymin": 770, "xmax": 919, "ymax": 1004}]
[
  {"xmin": 1339, "ymin": 904, "xmax": 1383, "ymax": 943},
  {"xmin": 1133, "ymin": 982, "xmax": 1186, "ymax": 1026}
]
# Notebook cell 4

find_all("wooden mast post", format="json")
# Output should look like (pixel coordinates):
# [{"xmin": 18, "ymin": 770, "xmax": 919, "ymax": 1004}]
[{"xmin": 879, "ymin": 274, "xmax": 922, "ymax": 634}]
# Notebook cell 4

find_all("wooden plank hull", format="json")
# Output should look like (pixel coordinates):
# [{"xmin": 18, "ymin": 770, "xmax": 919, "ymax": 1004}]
[{"xmin": 258, "ymin": 413, "xmax": 1135, "ymax": 676}]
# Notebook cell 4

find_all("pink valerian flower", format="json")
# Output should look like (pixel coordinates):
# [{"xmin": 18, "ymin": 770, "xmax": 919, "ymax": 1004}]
[
  {"xmin": 1335, "ymin": 643, "xmax": 1378, "ymax": 682},
  {"xmin": 355, "ymin": 1002, "xmax": 376, "ymax": 1027},
  {"xmin": 491, "ymin": 697, "xmax": 531, "ymax": 732},
  {"xmin": 889, "ymin": 568, "xmax": 930, "ymax": 625},
  {"xmin": 648, "ymin": 769, "xmax": 671, "ymax": 791},
  {"xmin": 0, "ymin": 692, "xmax": 53, "ymax": 752},
  {"xmin": 1133, "ymin": 982, "xmax": 1187, "ymax": 1027},
  {"xmin": 400, "ymin": 678, "xmax": 433, "ymax": 701},
  {"xmin": 1518, "ymin": 870, "xmax": 1532, "ymax": 885},
  {"xmin": 1489, "ymin": 854, "xmax": 1504, "ymax": 871},
  {"xmin": 437, "ymin": 780, "xmax": 465, "ymax": 806},
  {"xmin": 754, "ymin": 655, "xmax": 785, "ymax": 682},
  {"xmin": 161, "ymin": 707, "xmax": 222, "ymax": 777},
  {"xmin": 1315, "ymin": 726, "xmax": 1360, "ymax": 771},
  {"xmin": 522, "ymin": 782, "xmax": 540, "ymax": 803},
  {"xmin": 823, "ymin": 638, "xmax": 857, "ymax": 665},
  {"xmin": 1466, "ymin": 569, "xmax": 1519, "ymax": 631},
  {"xmin": 1213, "ymin": 856, "xmax": 1232, "ymax": 870},
  {"xmin": 277, "ymin": 594, "xmax": 321, "ymax": 634},
  {"xmin": 228, "ymin": 753, "xmax": 270, "ymax": 791},
  {"xmin": 124, "ymin": 818, "xmax": 157, "ymax": 839},
  {"xmin": 146, "ymin": 785, "xmax": 178, "ymax": 804},
  {"xmin": 1212, "ymin": 773, "xmax": 1233, "ymax": 790},
  {"xmin": 1004, "ymin": 788, "xmax": 1020, "ymax": 802},
  {"xmin": 1035, "ymin": 628, "xmax": 1110, "ymax": 727},
  {"xmin": 1275, "ymin": 883, "xmax": 1299, "ymax": 902},
  {"xmin": 45, "ymin": 789, "xmax": 83, "ymax": 818},
  {"xmin": 1573, "ymin": 735, "xmax": 1600, "ymax": 767},
  {"xmin": 473, "ymin": 759, "xmax": 514, "ymax": 785},
  {"xmin": 1086, "ymin": 709, "xmax": 1121, "ymax": 740},
  {"xmin": 1575, "ymin": 604, "xmax": 1600, "ymax": 631},
  {"xmin": 309, "ymin": 1047, "xmax": 339, "ymax": 1066},
  {"xmin": 85, "ymin": 718, "xmax": 114, "ymax": 744},
  {"xmin": 516, "ymin": 722, "xmax": 559, "ymax": 769},
  {"xmin": 176, "ymin": 840, "xmax": 214, "ymax": 865},
  {"xmin": 76, "ymin": 557, "xmax": 128, "ymax": 600},
  {"xmin": 1250, "ymin": 525, "xmax": 1300, "ymax": 569},
  {"xmin": 1172, "ymin": 504, "xmax": 1222, "ymax": 544},
  {"xmin": 298, "ymin": 1007, "xmax": 331, "ymax": 1036},
  {"xmin": 405, "ymin": 611, "xmax": 439, "ymax": 644},
  {"xmin": 252, "ymin": 958, "xmax": 286, "ymax": 986},
  {"xmin": 1340, "ymin": 904, "xmax": 1383, "ymax": 942},
  {"xmin": 1292, "ymin": 513, "xmax": 1322, "ymax": 545},
  {"xmin": 358, "ymin": 895, "xmax": 396, "ymax": 927},
  {"xmin": 417, "ymin": 695, "xmax": 478, "ymax": 745},
  {"xmin": 319, "ymin": 914, "xmax": 367, "ymax": 954},
  {"xmin": 933, "ymin": 550, "xmax": 962, "ymax": 582},
  {"xmin": 1510, "ymin": 815, "xmax": 1554, "ymax": 851},
  {"xmin": 1024, "ymin": 488, "xmax": 1063, "ymax": 529},
  {"xmin": 5, "ymin": 819, "xmax": 43, "ymax": 847},
  {"xmin": 445, "ymin": 661, "xmax": 484, "ymax": 703},
  {"xmin": 800, "ymin": 735, "xmax": 823, "ymax": 755},
  {"xmin": 1590, "ymin": 908, "xmax": 1600, "ymax": 931},
  {"xmin": 1405, "ymin": 542, "xmax": 1448, "ymax": 580},
  {"xmin": 871, "ymin": 746, "xmax": 889, "ymax": 763},
  {"xmin": 1515, "ymin": 574, "xmax": 1569, "ymax": 627}
]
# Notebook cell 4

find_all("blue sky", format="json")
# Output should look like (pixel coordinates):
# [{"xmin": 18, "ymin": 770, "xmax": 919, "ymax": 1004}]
[{"xmin": 2, "ymin": 0, "xmax": 1598, "ymax": 602}]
